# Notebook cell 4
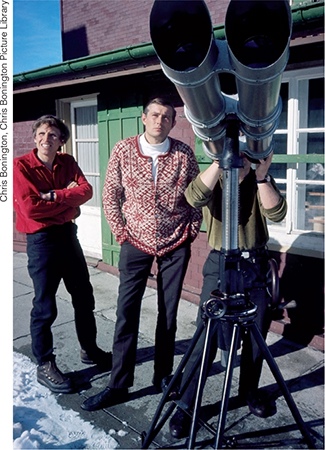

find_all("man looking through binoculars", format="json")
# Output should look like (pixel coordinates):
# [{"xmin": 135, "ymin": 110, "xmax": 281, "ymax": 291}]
[{"xmin": 169, "ymin": 150, "xmax": 287, "ymax": 439}]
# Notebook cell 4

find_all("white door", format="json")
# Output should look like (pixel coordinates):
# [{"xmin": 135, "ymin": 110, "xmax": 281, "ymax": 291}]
[{"xmin": 70, "ymin": 100, "xmax": 102, "ymax": 259}]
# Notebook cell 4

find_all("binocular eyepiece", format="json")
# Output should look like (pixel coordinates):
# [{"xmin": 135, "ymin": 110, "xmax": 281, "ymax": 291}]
[{"xmin": 150, "ymin": 0, "xmax": 292, "ymax": 160}]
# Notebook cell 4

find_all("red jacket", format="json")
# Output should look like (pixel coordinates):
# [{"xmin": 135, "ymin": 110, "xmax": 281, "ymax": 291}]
[
  {"xmin": 102, "ymin": 135, "xmax": 202, "ymax": 257},
  {"xmin": 13, "ymin": 149, "xmax": 92, "ymax": 234}
]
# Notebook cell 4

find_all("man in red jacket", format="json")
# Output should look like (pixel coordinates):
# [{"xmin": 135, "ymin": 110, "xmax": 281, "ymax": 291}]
[{"xmin": 13, "ymin": 115, "xmax": 111, "ymax": 394}]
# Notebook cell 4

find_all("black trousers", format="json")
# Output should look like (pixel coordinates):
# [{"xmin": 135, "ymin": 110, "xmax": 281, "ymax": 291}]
[
  {"xmin": 109, "ymin": 239, "xmax": 191, "ymax": 389},
  {"xmin": 180, "ymin": 249, "xmax": 272, "ymax": 408},
  {"xmin": 27, "ymin": 222, "xmax": 98, "ymax": 365}
]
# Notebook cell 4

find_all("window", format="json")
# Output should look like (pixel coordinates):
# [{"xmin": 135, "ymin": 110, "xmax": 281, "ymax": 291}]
[
  {"xmin": 70, "ymin": 101, "xmax": 100, "ymax": 207},
  {"xmin": 195, "ymin": 67, "xmax": 324, "ymax": 254},
  {"xmin": 269, "ymin": 68, "xmax": 324, "ymax": 250}
]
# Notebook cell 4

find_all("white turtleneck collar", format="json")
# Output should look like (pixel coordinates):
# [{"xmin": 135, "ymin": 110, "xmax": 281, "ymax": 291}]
[{"xmin": 139, "ymin": 133, "xmax": 170, "ymax": 183}]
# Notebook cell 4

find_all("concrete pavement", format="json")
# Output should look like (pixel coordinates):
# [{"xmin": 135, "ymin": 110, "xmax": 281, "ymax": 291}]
[{"xmin": 13, "ymin": 251, "xmax": 324, "ymax": 449}]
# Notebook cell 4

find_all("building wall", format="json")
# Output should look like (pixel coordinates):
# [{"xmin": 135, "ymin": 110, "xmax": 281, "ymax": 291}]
[
  {"xmin": 13, "ymin": 121, "xmax": 35, "ymax": 157},
  {"xmin": 60, "ymin": 0, "xmax": 228, "ymax": 60},
  {"xmin": 14, "ymin": 1, "xmax": 324, "ymax": 349},
  {"xmin": 169, "ymin": 105, "xmax": 196, "ymax": 150},
  {"xmin": 13, "ymin": 121, "xmax": 35, "ymax": 249},
  {"xmin": 13, "ymin": 75, "xmax": 324, "ymax": 351}
]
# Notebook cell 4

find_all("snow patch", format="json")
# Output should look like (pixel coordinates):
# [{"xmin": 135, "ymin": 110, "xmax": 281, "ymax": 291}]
[{"xmin": 13, "ymin": 352, "xmax": 119, "ymax": 449}]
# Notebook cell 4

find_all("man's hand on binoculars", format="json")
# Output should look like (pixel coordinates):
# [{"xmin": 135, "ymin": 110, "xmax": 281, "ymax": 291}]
[
  {"xmin": 254, "ymin": 152, "xmax": 281, "ymax": 208},
  {"xmin": 255, "ymin": 151, "xmax": 273, "ymax": 182}
]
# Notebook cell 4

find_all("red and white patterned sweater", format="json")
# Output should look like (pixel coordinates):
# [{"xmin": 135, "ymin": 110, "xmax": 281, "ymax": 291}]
[{"xmin": 102, "ymin": 135, "xmax": 203, "ymax": 256}]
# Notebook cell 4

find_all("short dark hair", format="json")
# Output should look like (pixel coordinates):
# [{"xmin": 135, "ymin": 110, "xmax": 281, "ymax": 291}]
[
  {"xmin": 144, "ymin": 97, "xmax": 177, "ymax": 123},
  {"xmin": 32, "ymin": 115, "xmax": 70, "ymax": 143}
]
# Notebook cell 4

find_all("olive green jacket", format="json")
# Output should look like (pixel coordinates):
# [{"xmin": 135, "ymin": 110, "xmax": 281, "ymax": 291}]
[{"xmin": 185, "ymin": 168, "xmax": 287, "ymax": 251}]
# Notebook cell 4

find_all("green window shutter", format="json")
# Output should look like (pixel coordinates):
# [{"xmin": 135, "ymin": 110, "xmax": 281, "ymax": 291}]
[
  {"xmin": 194, "ymin": 136, "xmax": 210, "ymax": 232},
  {"xmin": 195, "ymin": 136, "xmax": 213, "ymax": 172},
  {"xmin": 98, "ymin": 91, "xmax": 143, "ymax": 266}
]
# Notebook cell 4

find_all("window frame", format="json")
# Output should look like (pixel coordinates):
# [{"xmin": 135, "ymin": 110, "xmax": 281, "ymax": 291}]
[
  {"xmin": 70, "ymin": 99, "xmax": 100, "ymax": 208},
  {"xmin": 268, "ymin": 66, "xmax": 324, "ymax": 258}
]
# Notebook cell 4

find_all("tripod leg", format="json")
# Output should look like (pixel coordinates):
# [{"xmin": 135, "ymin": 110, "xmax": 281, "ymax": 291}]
[
  {"xmin": 188, "ymin": 318, "xmax": 216, "ymax": 449},
  {"xmin": 214, "ymin": 322, "xmax": 241, "ymax": 449},
  {"xmin": 142, "ymin": 321, "xmax": 206, "ymax": 449},
  {"xmin": 250, "ymin": 323, "xmax": 315, "ymax": 449}
]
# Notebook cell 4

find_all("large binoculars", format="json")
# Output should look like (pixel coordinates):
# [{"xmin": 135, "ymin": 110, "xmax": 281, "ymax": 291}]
[{"xmin": 150, "ymin": 0, "xmax": 292, "ymax": 160}]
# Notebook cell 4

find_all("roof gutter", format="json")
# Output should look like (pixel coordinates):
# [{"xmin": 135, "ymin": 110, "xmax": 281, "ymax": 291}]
[
  {"xmin": 13, "ymin": 42, "xmax": 156, "ymax": 84},
  {"xmin": 291, "ymin": 0, "xmax": 324, "ymax": 26},
  {"xmin": 13, "ymin": 0, "xmax": 324, "ymax": 86}
]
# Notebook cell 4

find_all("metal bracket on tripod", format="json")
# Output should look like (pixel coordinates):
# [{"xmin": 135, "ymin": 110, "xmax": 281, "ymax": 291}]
[{"xmin": 201, "ymin": 290, "xmax": 258, "ymax": 322}]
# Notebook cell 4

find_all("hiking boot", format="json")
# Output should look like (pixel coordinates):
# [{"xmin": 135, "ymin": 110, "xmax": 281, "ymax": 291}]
[
  {"xmin": 37, "ymin": 360, "xmax": 73, "ymax": 394},
  {"xmin": 152, "ymin": 374, "xmax": 178, "ymax": 399},
  {"xmin": 80, "ymin": 348, "xmax": 112, "ymax": 370},
  {"xmin": 245, "ymin": 390, "xmax": 275, "ymax": 418},
  {"xmin": 169, "ymin": 407, "xmax": 191, "ymax": 439}
]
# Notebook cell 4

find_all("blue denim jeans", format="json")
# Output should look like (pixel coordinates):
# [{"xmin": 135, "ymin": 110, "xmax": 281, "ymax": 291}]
[{"xmin": 27, "ymin": 222, "xmax": 97, "ymax": 364}]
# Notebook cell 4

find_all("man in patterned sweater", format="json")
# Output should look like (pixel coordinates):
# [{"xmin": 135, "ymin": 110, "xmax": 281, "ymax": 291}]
[{"xmin": 81, "ymin": 98, "xmax": 202, "ymax": 411}]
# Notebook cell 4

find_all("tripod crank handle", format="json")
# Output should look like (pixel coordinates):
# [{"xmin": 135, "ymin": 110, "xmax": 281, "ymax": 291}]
[{"xmin": 266, "ymin": 258, "xmax": 280, "ymax": 307}]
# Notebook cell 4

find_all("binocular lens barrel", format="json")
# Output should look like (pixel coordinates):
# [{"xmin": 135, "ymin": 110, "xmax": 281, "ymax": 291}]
[
  {"xmin": 226, "ymin": 0, "xmax": 292, "ymax": 158},
  {"xmin": 150, "ymin": 0, "xmax": 225, "ymax": 151},
  {"xmin": 150, "ymin": 0, "xmax": 292, "ymax": 160}
]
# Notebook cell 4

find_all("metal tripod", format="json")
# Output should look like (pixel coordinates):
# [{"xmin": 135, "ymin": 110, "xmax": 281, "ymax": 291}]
[
  {"xmin": 142, "ymin": 121, "xmax": 314, "ymax": 449},
  {"xmin": 192, "ymin": 298, "xmax": 314, "ymax": 449},
  {"xmin": 142, "ymin": 296, "xmax": 314, "ymax": 448}
]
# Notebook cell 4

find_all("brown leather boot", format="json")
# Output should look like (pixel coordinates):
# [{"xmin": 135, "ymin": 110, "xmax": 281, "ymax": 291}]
[
  {"xmin": 37, "ymin": 360, "xmax": 73, "ymax": 394},
  {"xmin": 80, "ymin": 347, "xmax": 112, "ymax": 369}
]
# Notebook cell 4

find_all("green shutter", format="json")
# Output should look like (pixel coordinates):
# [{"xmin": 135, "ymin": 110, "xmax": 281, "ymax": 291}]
[
  {"xmin": 194, "ymin": 136, "xmax": 210, "ymax": 232},
  {"xmin": 194, "ymin": 136, "xmax": 212, "ymax": 172},
  {"xmin": 98, "ymin": 91, "xmax": 143, "ymax": 266}
]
